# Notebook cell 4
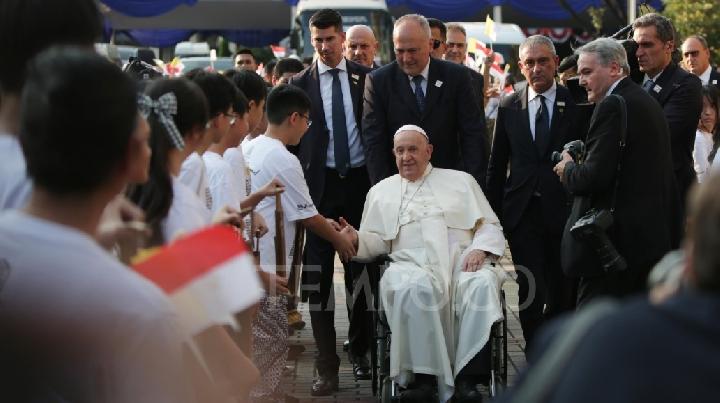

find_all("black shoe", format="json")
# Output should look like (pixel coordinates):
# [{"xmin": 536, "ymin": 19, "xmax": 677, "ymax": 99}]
[
  {"xmin": 400, "ymin": 384, "xmax": 435, "ymax": 403},
  {"xmin": 311, "ymin": 373, "xmax": 339, "ymax": 396},
  {"xmin": 453, "ymin": 376, "xmax": 483, "ymax": 403},
  {"xmin": 351, "ymin": 356, "xmax": 371, "ymax": 380}
]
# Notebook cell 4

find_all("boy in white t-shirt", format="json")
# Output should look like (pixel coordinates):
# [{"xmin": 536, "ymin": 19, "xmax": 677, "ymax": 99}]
[
  {"xmin": 180, "ymin": 71, "xmax": 237, "ymax": 211},
  {"xmin": 245, "ymin": 84, "xmax": 356, "ymax": 402},
  {"xmin": 0, "ymin": 48, "xmax": 191, "ymax": 402}
]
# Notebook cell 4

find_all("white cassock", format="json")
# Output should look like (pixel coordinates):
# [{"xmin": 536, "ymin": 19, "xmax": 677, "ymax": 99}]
[{"xmin": 356, "ymin": 164, "xmax": 506, "ymax": 402}]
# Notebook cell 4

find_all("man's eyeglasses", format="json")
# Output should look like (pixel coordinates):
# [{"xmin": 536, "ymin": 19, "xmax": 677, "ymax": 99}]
[
  {"xmin": 223, "ymin": 112, "xmax": 237, "ymax": 126},
  {"xmin": 299, "ymin": 113, "xmax": 312, "ymax": 127},
  {"xmin": 432, "ymin": 39, "xmax": 442, "ymax": 50}
]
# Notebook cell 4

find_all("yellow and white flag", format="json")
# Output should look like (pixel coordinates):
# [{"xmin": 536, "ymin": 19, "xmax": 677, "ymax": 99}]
[{"xmin": 485, "ymin": 14, "xmax": 497, "ymax": 42}]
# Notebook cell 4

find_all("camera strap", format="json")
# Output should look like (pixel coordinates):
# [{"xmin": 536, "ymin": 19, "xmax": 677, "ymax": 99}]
[{"xmin": 606, "ymin": 94, "xmax": 627, "ymax": 215}]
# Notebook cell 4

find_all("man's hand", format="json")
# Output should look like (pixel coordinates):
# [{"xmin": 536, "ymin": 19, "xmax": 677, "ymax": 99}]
[
  {"xmin": 257, "ymin": 178, "xmax": 285, "ymax": 198},
  {"xmin": 333, "ymin": 223, "xmax": 357, "ymax": 262},
  {"xmin": 326, "ymin": 218, "xmax": 342, "ymax": 231},
  {"xmin": 252, "ymin": 211, "xmax": 268, "ymax": 237},
  {"xmin": 553, "ymin": 150, "xmax": 574, "ymax": 182},
  {"xmin": 462, "ymin": 250, "xmax": 488, "ymax": 272},
  {"xmin": 96, "ymin": 194, "xmax": 150, "ymax": 250},
  {"xmin": 213, "ymin": 206, "xmax": 244, "ymax": 229},
  {"xmin": 258, "ymin": 270, "xmax": 289, "ymax": 295}
]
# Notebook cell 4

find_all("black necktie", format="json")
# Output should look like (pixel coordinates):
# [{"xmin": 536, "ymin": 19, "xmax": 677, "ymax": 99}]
[
  {"xmin": 412, "ymin": 75, "xmax": 425, "ymax": 113},
  {"xmin": 535, "ymin": 94, "xmax": 550, "ymax": 153},
  {"xmin": 329, "ymin": 68, "xmax": 350, "ymax": 176},
  {"xmin": 642, "ymin": 79, "xmax": 655, "ymax": 93}
]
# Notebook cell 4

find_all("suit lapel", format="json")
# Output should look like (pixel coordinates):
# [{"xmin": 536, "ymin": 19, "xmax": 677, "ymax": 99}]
[
  {"xmin": 394, "ymin": 62, "xmax": 422, "ymax": 118},
  {"xmin": 346, "ymin": 60, "xmax": 364, "ymax": 125},
  {"xmin": 547, "ymin": 86, "xmax": 571, "ymax": 153},
  {"xmin": 309, "ymin": 63, "xmax": 327, "ymax": 127},
  {"xmin": 423, "ymin": 59, "xmax": 442, "ymax": 119},
  {"xmin": 516, "ymin": 85, "xmax": 534, "ymax": 151},
  {"xmin": 652, "ymin": 63, "xmax": 679, "ymax": 105}
]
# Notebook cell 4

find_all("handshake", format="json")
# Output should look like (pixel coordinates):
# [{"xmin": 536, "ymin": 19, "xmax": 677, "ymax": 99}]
[{"xmin": 325, "ymin": 217, "xmax": 359, "ymax": 262}]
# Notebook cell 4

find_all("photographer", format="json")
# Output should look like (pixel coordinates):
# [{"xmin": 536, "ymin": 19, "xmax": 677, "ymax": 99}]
[{"xmin": 553, "ymin": 38, "xmax": 680, "ymax": 306}]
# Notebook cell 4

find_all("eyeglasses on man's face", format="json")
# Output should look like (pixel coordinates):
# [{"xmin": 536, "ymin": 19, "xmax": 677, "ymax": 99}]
[
  {"xmin": 222, "ymin": 112, "xmax": 236, "ymax": 126},
  {"xmin": 300, "ymin": 113, "xmax": 312, "ymax": 127}
]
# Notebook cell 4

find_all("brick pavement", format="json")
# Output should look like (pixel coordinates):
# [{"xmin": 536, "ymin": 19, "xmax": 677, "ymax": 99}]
[{"xmin": 283, "ymin": 250, "xmax": 527, "ymax": 402}]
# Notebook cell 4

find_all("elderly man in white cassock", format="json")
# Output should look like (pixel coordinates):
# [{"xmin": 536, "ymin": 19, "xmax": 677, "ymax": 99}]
[{"xmin": 340, "ymin": 125, "xmax": 506, "ymax": 403}]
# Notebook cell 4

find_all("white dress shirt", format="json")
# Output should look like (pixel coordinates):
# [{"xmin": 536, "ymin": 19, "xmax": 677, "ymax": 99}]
[
  {"xmin": 317, "ymin": 58, "xmax": 365, "ymax": 168},
  {"xmin": 699, "ymin": 64, "xmax": 713, "ymax": 86},
  {"xmin": 527, "ymin": 81, "xmax": 557, "ymax": 140}
]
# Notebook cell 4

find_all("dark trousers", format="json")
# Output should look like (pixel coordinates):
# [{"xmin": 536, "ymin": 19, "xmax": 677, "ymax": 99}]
[
  {"xmin": 304, "ymin": 167, "xmax": 372, "ymax": 376},
  {"xmin": 577, "ymin": 266, "xmax": 649, "ymax": 308},
  {"xmin": 457, "ymin": 343, "xmax": 491, "ymax": 379},
  {"xmin": 507, "ymin": 197, "xmax": 576, "ymax": 351}
]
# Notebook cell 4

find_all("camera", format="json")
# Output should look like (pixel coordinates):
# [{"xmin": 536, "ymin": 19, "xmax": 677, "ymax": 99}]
[
  {"xmin": 570, "ymin": 208, "xmax": 628, "ymax": 273},
  {"xmin": 551, "ymin": 140, "xmax": 585, "ymax": 164},
  {"xmin": 123, "ymin": 57, "xmax": 162, "ymax": 81}
]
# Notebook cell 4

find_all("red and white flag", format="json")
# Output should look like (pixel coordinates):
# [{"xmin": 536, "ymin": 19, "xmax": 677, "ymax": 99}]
[
  {"xmin": 271, "ymin": 45, "xmax": 286, "ymax": 58},
  {"xmin": 133, "ymin": 225, "xmax": 263, "ymax": 335}
]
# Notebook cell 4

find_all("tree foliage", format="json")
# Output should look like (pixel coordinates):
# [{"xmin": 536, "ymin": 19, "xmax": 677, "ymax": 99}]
[{"xmin": 663, "ymin": 0, "xmax": 720, "ymax": 65}]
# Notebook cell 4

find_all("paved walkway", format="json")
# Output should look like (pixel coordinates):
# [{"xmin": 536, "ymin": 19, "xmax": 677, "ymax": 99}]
[{"xmin": 283, "ymin": 250, "xmax": 527, "ymax": 402}]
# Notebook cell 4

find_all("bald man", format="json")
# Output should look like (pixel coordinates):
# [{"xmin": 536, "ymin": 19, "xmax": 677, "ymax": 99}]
[
  {"xmin": 341, "ymin": 125, "xmax": 505, "ymax": 402},
  {"xmin": 345, "ymin": 25, "xmax": 379, "ymax": 69},
  {"xmin": 362, "ymin": 14, "xmax": 488, "ymax": 187},
  {"xmin": 681, "ymin": 35, "xmax": 720, "ymax": 86}
]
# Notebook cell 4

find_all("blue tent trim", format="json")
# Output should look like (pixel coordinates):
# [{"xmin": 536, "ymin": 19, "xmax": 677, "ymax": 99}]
[{"xmin": 102, "ymin": 0, "xmax": 198, "ymax": 18}]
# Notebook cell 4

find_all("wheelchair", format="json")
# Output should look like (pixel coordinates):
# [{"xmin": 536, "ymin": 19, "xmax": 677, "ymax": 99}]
[{"xmin": 368, "ymin": 257, "xmax": 508, "ymax": 402}]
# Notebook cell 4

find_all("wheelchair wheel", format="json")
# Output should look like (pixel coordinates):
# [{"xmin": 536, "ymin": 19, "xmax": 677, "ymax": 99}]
[
  {"xmin": 380, "ymin": 375, "xmax": 398, "ymax": 403},
  {"xmin": 489, "ymin": 290, "xmax": 508, "ymax": 398}
]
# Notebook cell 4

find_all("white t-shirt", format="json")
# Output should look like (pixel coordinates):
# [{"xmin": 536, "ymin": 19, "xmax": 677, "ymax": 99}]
[
  {"xmin": 246, "ymin": 135, "xmax": 317, "ymax": 274},
  {"xmin": 0, "ymin": 133, "xmax": 32, "ymax": 210},
  {"xmin": 0, "ymin": 210, "xmax": 191, "ymax": 402},
  {"xmin": 693, "ymin": 129, "xmax": 715, "ymax": 183},
  {"xmin": 162, "ymin": 176, "xmax": 212, "ymax": 243},
  {"xmin": 203, "ymin": 151, "xmax": 242, "ymax": 214},
  {"xmin": 241, "ymin": 135, "xmax": 259, "ymax": 160},
  {"xmin": 224, "ymin": 146, "xmax": 250, "ymax": 198},
  {"xmin": 179, "ymin": 152, "xmax": 212, "ymax": 211}
]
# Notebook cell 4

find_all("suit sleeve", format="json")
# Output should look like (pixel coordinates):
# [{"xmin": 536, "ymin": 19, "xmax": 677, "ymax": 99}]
[
  {"xmin": 563, "ymin": 98, "xmax": 621, "ymax": 196},
  {"xmin": 362, "ymin": 72, "xmax": 394, "ymax": 184},
  {"xmin": 664, "ymin": 74, "xmax": 702, "ymax": 170},
  {"xmin": 456, "ymin": 68, "xmax": 489, "ymax": 187},
  {"xmin": 486, "ymin": 100, "xmax": 510, "ymax": 215}
]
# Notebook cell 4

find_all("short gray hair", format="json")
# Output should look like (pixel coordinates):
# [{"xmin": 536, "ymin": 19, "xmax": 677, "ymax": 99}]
[
  {"xmin": 684, "ymin": 34, "xmax": 709, "ymax": 51},
  {"xmin": 519, "ymin": 35, "xmax": 557, "ymax": 57},
  {"xmin": 394, "ymin": 14, "xmax": 431, "ymax": 38},
  {"xmin": 576, "ymin": 38, "xmax": 631, "ymax": 74},
  {"xmin": 446, "ymin": 23, "xmax": 466, "ymax": 38},
  {"xmin": 633, "ymin": 13, "xmax": 676, "ymax": 45}
]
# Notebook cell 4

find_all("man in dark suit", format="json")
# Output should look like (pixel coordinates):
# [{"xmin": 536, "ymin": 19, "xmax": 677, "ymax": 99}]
[
  {"xmin": 344, "ymin": 25, "xmax": 380, "ymax": 69},
  {"xmin": 632, "ymin": 13, "xmax": 702, "ymax": 224},
  {"xmin": 362, "ymin": 14, "xmax": 488, "ymax": 186},
  {"xmin": 498, "ymin": 173, "xmax": 720, "ymax": 403},
  {"xmin": 554, "ymin": 38, "xmax": 679, "ymax": 305},
  {"xmin": 486, "ymin": 35, "xmax": 585, "ymax": 349},
  {"xmin": 288, "ymin": 8, "xmax": 373, "ymax": 396},
  {"xmin": 443, "ymin": 22, "xmax": 486, "ymax": 106},
  {"xmin": 681, "ymin": 35, "xmax": 720, "ymax": 87}
]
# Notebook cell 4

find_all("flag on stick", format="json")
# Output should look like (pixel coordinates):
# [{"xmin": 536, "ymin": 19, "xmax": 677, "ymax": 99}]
[
  {"xmin": 133, "ymin": 225, "xmax": 263, "ymax": 335},
  {"xmin": 485, "ymin": 15, "xmax": 497, "ymax": 42}
]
